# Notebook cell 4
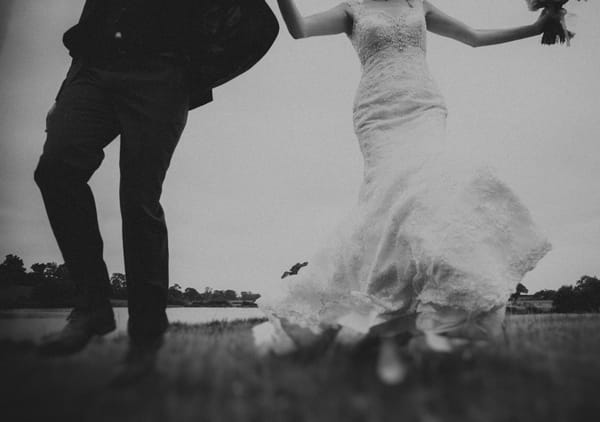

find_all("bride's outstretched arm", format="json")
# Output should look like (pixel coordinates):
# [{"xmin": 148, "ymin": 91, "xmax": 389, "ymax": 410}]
[
  {"xmin": 424, "ymin": 1, "xmax": 561, "ymax": 47},
  {"xmin": 276, "ymin": 0, "xmax": 352, "ymax": 39}
]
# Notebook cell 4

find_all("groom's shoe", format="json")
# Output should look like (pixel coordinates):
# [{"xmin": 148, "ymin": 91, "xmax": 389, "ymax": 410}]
[
  {"xmin": 126, "ymin": 309, "xmax": 169, "ymax": 357},
  {"xmin": 127, "ymin": 311, "xmax": 168, "ymax": 354},
  {"xmin": 38, "ymin": 303, "xmax": 116, "ymax": 356},
  {"xmin": 110, "ymin": 311, "xmax": 168, "ymax": 387},
  {"xmin": 126, "ymin": 285, "xmax": 169, "ymax": 357}
]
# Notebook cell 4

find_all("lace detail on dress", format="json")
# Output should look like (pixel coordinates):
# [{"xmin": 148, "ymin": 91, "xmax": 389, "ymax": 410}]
[
  {"xmin": 346, "ymin": 0, "xmax": 426, "ymax": 65},
  {"xmin": 254, "ymin": 0, "xmax": 550, "ymax": 352},
  {"xmin": 344, "ymin": 0, "xmax": 446, "ymax": 139}
]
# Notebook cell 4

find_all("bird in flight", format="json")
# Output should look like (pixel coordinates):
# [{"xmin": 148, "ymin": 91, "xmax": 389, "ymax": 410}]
[{"xmin": 281, "ymin": 261, "xmax": 308, "ymax": 279}]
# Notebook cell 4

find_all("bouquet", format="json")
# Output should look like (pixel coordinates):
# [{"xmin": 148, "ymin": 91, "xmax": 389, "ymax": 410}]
[{"xmin": 526, "ymin": 0, "xmax": 587, "ymax": 45}]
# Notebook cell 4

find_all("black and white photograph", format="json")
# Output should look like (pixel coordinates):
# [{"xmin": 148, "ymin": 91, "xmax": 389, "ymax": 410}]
[{"xmin": 1, "ymin": 0, "xmax": 599, "ymax": 421}]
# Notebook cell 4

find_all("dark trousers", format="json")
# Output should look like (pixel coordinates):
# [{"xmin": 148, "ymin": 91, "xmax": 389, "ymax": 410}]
[{"xmin": 34, "ymin": 56, "xmax": 190, "ymax": 317}]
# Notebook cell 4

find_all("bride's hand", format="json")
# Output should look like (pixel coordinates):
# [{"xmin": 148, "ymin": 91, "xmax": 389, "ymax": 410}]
[{"xmin": 534, "ymin": 7, "xmax": 565, "ymax": 34}]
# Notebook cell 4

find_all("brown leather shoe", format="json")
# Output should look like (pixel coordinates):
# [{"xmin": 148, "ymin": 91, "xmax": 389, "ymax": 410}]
[{"xmin": 38, "ymin": 304, "xmax": 116, "ymax": 356}]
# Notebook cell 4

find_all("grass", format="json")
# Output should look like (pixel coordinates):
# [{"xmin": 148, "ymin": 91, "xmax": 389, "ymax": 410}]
[{"xmin": 1, "ymin": 314, "xmax": 599, "ymax": 422}]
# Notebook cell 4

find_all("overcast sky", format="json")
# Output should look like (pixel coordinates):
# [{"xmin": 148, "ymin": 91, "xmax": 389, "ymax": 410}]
[{"xmin": 1, "ymin": 0, "xmax": 599, "ymax": 295}]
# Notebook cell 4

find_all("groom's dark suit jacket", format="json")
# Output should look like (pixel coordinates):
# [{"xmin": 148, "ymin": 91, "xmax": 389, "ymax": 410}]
[{"xmin": 59, "ymin": 0, "xmax": 279, "ymax": 109}]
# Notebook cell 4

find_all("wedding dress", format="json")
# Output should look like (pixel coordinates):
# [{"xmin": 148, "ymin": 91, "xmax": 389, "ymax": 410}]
[{"xmin": 253, "ymin": 0, "xmax": 551, "ymax": 353}]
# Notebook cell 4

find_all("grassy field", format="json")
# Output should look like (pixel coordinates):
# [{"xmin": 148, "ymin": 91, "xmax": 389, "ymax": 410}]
[{"xmin": 1, "ymin": 314, "xmax": 599, "ymax": 422}]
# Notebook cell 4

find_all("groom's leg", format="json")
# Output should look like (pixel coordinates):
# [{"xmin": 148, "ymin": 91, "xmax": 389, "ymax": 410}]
[
  {"xmin": 34, "ymin": 63, "xmax": 120, "ymax": 354},
  {"xmin": 114, "ymin": 55, "xmax": 190, "ymax": 348}
]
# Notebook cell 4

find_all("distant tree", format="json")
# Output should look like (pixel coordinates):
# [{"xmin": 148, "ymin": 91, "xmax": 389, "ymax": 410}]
[
  {"xmin": 197, "ymin": 287, "xmax": 213, "ymax": 302},
  {"xmin": 29, "ymin": 263, "xmax": 76, "ymax": 307},
  {"xmin": 30, "ymin": 263, "xmax": 46, "ymax": 274},
  {"xmin": 168, "ymin": 283, "xmax": 184, "ymax": 305},
  {"xmin": 39, "ymin": 262, "xmax": 67, "ymax": 282},
  {"xmin": 0, "ymin": 254, "xmax": 27, "ymax": 286},
  {"xmin": 240, "ymin": 291, "xmax": 261, "ymax": 302},
  {"xmin": 224, "ymin": 289, "xmax": 237, "ymax": 300},
  {"xmin": 532, "ymin": 289, "xmax": 557, "ymax": 301},
  {"xmin": 24, "ymin": 262, "xmax": 57, "ymax": 286},
  {"xmin": 574, "ymin": 276, "xmax": 600, "ymax": 312},
  {"xmin": 553, "ymin": 285, "xmax": 578, "ymax": 313},
  {"xmin": 211, "ymin": 290, "xmax": 226, "ymax": 301},
  {"xmin": 0, "ymin": 251, "xmax": 269, "ymax": 307},
  {"xmin": 184, "ymin": 287, "xmax": 201, "ymax": 303},
  {"xmin": 110, "ymin": 273, "xmax": 126, "ymax": 288},
  {"xmin": 54, "ymin": 264, "xmax": 70, "ymax": 282},
  {"xmin": 110, "ymin": 273, "xmax": 127, "ymax": 300},
  {"xmin": 553, "ymin": 276, "xmax": 600, "ymax": 313}
]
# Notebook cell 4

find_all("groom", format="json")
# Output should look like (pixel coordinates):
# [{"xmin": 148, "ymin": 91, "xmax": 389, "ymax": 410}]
[{"xmin": 34, "ymin": 0, "xmax": 278, "ymax": 356}]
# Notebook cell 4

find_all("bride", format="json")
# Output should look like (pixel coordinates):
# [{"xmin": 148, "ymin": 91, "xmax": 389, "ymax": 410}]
[{"xmin": 254, "ymin": 0, "xmax": 556, "ymax": 354}]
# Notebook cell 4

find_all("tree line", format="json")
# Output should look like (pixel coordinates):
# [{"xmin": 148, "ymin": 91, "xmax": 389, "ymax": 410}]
[
  {"xmin": 549, "ymin": 275, "xmax": 600, "ymax": 313},
  {"xmin": 0, "ymin": 254, "xmax": 260, "ymax": 308},
  {"xmin": 508, "ymin": 275, "xmax": 600, "ymax": 314},
  {"xmin": 2, "ymin": 253, "xmax": 598, "ymax": 312}
]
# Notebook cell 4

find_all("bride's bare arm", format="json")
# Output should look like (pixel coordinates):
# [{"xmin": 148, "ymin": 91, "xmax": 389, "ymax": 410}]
[
  {"xmin": 424, "ymin": 1, "xmax": 559, "ymax": 47},
  {"xmin": 276, "ymin": 0, "xmax": 352, "ymax": 39}
]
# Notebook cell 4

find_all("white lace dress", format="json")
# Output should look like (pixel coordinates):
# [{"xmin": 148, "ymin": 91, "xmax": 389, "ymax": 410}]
[{"xmin": 254, "ymin": 0, "xmax": 551, "ymax": 353}]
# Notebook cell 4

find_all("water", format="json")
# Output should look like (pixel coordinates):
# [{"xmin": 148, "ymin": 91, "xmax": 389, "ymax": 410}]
[{"xmin": 0, "ymin": 307, "xmax": 265, "ymax": 343}]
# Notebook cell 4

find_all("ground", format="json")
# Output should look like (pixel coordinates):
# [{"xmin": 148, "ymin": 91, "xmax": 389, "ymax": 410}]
[{"xmin": 1, "ymin": 314, "xmax": 599, "ymax": 422}]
